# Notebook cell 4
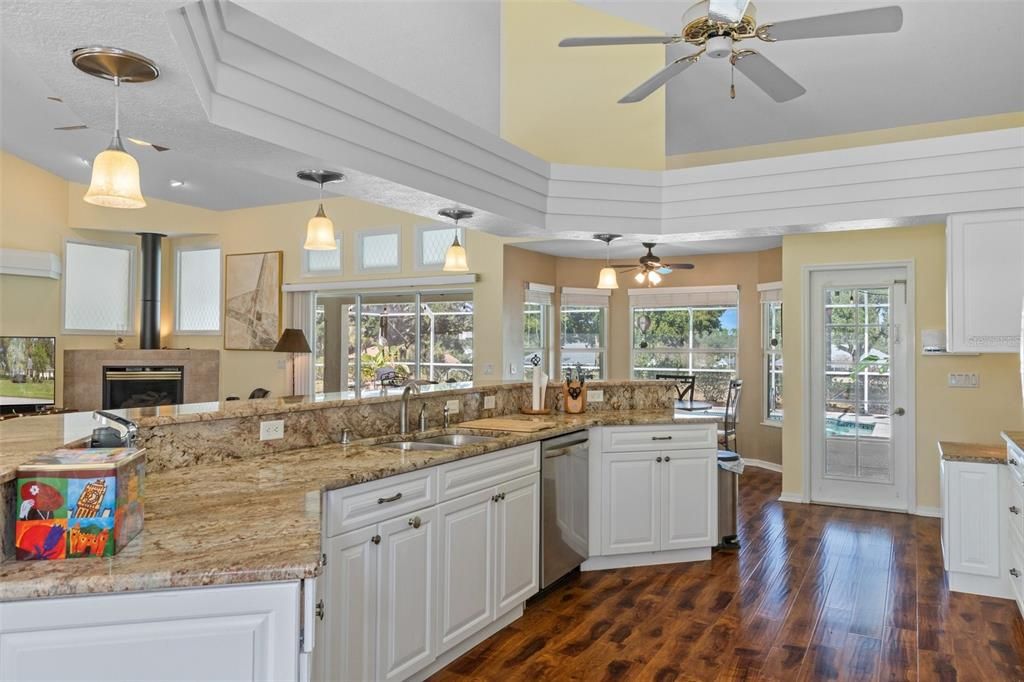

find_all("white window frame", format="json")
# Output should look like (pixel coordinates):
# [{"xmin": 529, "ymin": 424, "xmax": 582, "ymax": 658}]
[
  {"xmin": 759, "ymin": 281, "xmax": 783, "ymax": 427},
  {"xmin": 414, "ymin": 224, "xmax": 462, "ymax": 272},
  {"xmin": 301, "ymin": 237, "xmax": 344, "ymax": 277},
  {"xmin": 523, "ymin": 283, "xmax": 554, "ymax": 378},
  {"xmin": 61, "ymin": 238, "xmax": 136, "ymax": 335},
  {"xmin": 559, "ymin": 287, "xmax": 610, "ymax": 380},
  {"xmin": 356, "ymin": 226, "xmax": 402, "ymax": 274},
  {"xmin": 174, "ymin": 244, "xmax": 222, "ymax": 335}
]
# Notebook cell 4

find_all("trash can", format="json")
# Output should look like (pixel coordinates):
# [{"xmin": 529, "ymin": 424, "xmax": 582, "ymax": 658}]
[{"xmin": 717, "ymin": 452, "xmax": 743, "ymax": 548}]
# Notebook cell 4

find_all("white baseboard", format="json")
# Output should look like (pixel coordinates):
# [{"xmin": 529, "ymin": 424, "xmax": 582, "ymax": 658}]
[
  {"xmin": 914, "ymin": 506, "xmax": 942, "ymax": 518},
  {"xmin": 581, "ymin": 547, "xmax": 711, "ymax": 571},
  {"xmin": 777, "ymin": 492, "xmax": 805, "ymax": 504},
  {"xmin": 743, "ymin": 458, "xmax": 782, "ymax": 473}
]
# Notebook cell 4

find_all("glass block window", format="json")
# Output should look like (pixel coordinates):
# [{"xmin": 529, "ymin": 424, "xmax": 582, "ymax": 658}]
[
  {"xmin": 63, "ymin": 241, "xmax": 134, "ymax": 333},
  {"xmin": 176, "ymin": 247, "xmax": 222, "ymax": 332},
  {"xmin": 304, "ymin": 239, "xmax": 343, "ymax": 275},
  {"xmin": 358, "ymin": 229, "xmax": 400, "ymax": 272},
  {"xmin": 416, "ymin": 225, "xmax": 460, "ymax": 269}
]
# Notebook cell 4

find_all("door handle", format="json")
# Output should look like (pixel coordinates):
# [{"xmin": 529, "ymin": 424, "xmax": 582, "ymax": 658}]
[
  {"xmin": 377, "ymin": 492, "xmax": 403, "ymax": 504},
  {"xmin": 651, "ymin": 436, "xmax": 673, "ymax": 441},
  {"xmin": 891, "ymin": 407, "xmax": 905, "ymax": 416}
]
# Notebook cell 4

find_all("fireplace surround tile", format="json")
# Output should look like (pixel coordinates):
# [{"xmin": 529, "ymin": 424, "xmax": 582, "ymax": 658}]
[{"xmin": 64, "ymin": 350, "xmax": 219, "ymax": 411}]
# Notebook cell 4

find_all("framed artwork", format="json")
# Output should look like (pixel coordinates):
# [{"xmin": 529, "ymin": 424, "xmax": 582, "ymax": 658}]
[{"xmin": 224, "ymin": 251, "xmax": 283, "ymax": 350}]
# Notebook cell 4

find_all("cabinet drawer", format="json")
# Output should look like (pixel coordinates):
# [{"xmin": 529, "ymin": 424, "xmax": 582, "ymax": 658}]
[
  {"xmin": 1009, "ymin": 473, "xmax": 1024, "ymax": 548},
  {"xmin": 326, "ymin": 467, "xmax": 437, "ymax": 537},
  {"xmin": 437, "ymin": 444, "xmax": 540, "ymax": 501},
  {"xmin": 1008, "ymin": 445, "xmax": 1024, "ymax": 485},
  {"xmin": 1010, "ymin": 540, "xmax": 1024, "ymax": 609},
  {"xmin": 602, "ymin": 426, "xmax": 715, "ymax": 452}
]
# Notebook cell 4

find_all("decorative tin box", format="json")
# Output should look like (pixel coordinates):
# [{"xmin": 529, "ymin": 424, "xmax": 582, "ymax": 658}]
[{"xmin": 15, "ymin": 447, "xmax": 145, "ymax": 560}]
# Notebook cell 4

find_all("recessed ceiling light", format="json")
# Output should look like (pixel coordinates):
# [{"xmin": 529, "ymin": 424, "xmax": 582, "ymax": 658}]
[{"xmin": 169, "ymin": 179, "xmax": 185, "ymax": 188}]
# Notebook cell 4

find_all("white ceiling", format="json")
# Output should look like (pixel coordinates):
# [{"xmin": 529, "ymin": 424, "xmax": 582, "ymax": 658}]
[
  {"xmin": 577, "ymin": 0, "xmax": 1024, "ymax": 155},
  {"xmin": 514, "ymin": 234, "xmax": 781, "ymax": 259}
]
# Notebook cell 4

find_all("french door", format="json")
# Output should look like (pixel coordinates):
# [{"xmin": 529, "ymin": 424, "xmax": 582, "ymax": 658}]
[{"xmin": 808, "ymin": 266, "xmax": 911, "ymax": 511}]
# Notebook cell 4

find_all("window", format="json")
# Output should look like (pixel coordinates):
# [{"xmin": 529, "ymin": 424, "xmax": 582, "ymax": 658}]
[
  {"xmin": 63, "ymin": 240, "xmax": 134, "ymax": 333},
  {"xmin": 416, "ymin": 225, "xmax": 461, "ymax": 270},
  {"xmin": 357, "ymin": 228, "xmax": 401, "ymax": 273},
  {"xmin": 175, "ymin": 247, "xmax": 221, "ymax": 333},
  {"xmin": 760, "ymin": 282, "xmax": 783, "ymax": 423},
  {"xmin": 303, "ymin": 239, "xmax": 342, "ymax": 275},
  {"xmin": 629, "ymin": 286, "xmax": 739, "ymax": 406},
  {"xmin": 523, "ymin": 283, "xmax": 553, "ymax": 377},
  {"xmin": 560, "ymin": 288, "xmax": 609, "ymax": 380}
]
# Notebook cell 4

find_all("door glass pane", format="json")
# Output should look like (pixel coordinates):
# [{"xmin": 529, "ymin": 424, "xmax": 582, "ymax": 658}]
[
  {"xmin": 420, "ymin": 294, "xmax": 473, "ymax": 383},
  {"xmin": 360, "ymin": 294, "xmax": 417, "ymax": 388},
  {"xmin": 822, "ymin": 287, "xmax": 893, "ymax": 483}
]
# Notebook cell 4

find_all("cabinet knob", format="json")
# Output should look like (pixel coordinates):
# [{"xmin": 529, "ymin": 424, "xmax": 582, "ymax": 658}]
[
  {"xmin": 1011, "ymin": 568, "xmax": 1021, "ymax": 578},
  {"xmin": 665, "ymin": 456, "xmax": 671, "ymax": 462},
  {"xmin": 1011, "ymin": 506, "xmax": 1021, "ymax": 515},
  {"xmin": 656, "ymin": 456, "xmax": 663, "ymax": 463},
  {"xmin": 371, "ymin": 534, "xmax": 381, "ymax": 545},
  {"xmin": 500, "ymin": 492, "xmax": 506, "ymax": 501},
  {"xmin": 315, "ymin": 599, "xmax": 325, "ymax": 620},
  {"xmin": 409, "ymin": 516, "xmax": 422, "ymax": 529},
  {"xmin": 1011, "ymin": 458, "xmax": 1020, "ymax": 466}
]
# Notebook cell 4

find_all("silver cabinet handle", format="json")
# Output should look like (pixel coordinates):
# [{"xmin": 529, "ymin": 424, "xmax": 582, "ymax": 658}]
[
  {"xmin": 371, "ymin": 534, "xmax": 381, "ymax": 545},
  {"xmin": 1011, "ymin": 568, "xmax": 1021, "ymax": 578},
  {"xmin": 651, "ymin": 436, "xmax": 673, "ymax": 441},
  {"xmin": 378, "ymin": 492, "xmax": 403, "ymax": 505},
  {"xmin": 1011, "ymin": 506, "xmax": 1021, "ymax": 515},
  {"xmin": 656, "ymin": 456, "xmax": 663, "ymax": 463},
  {"xmin": 316, "ymin": 599, "xmax": 325, "ymax": 620},
  {"xmin": 408, "ymin": 516, "xmax": 422, "ymax": 529}
]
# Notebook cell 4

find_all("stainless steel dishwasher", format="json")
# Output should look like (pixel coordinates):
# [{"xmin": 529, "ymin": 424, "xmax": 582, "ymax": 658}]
[{"xmin": 541, "ymin": 431, "xmax": 589, "ymax": 589}]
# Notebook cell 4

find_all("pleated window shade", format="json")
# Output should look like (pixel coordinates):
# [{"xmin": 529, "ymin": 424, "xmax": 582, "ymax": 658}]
[{"xmin": 628, "ymin": 284, "xmax": 739, "ymax": 308}]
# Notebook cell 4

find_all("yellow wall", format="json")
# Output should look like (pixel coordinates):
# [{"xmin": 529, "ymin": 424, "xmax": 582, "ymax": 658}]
[
  {"xmin": 781, "ymin": 225, "xmax": 1024, "ymax": 509},
  {"xmin": 501, "ymin": 0, "xmax": 665, "ymax": 169}
]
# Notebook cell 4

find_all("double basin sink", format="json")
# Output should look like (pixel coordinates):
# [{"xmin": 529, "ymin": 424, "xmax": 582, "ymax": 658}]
[{"xmin": 382, "ymin": 433, "xmax": 498, "ymax": 452}]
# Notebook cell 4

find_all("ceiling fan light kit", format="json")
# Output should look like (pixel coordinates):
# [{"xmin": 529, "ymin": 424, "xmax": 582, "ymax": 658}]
[
  {"xmin": 73, "ymin": 46, "xmax": 158, "ymax": 209},
  {"xmin": 560, "ymin": 1, "xmax": 903, "ymax": 104},
  {"xmin": 439, "ymin": 208, "xmax": 474, "ymax": 272},
  {"xmin": 297, "ymin": 170, "xmax": 345, "ymax": 250}
]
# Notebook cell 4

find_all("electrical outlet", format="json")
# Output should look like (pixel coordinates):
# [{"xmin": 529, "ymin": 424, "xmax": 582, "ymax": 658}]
[
  {"xmin": 589, "ymin": 389, "xmax": 604, "ymax": 402},
  {"xmin": 260, "ymin": 419, "xmax": 285, "ymax": 440},
  {"xmin": 948, "ymin": 372, "xmax": 980, "ymax": 388},
  {"xmin": 483, "ymin": 395, "xmax": 496, "ymax": 410},
  {"xmin": 446, "ymin": 399, "xmax": 461, "ymax": 415},
  {"xmin": 509, "ymin": 363, "xmax": 518, "ymax": 376},
  {"xmin": 276, "ymin": 358, "xmax": 287, "ymax": 369}
]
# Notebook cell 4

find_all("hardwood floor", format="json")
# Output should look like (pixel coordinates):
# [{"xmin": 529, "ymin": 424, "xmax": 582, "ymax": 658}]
[{"xmin": 430, "ymin": 467, "xmax": 1024, "ymax": 681}]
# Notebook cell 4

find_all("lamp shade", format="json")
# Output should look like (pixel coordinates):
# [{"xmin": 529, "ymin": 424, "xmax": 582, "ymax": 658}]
[
  {"xmin": 304, "ymin": 204, "xmax": 336, "ymax": 250},
  {"xmin": 273, "ymin": 328, "xmax": 311, "ymax": 353},
  {"xmin": 84, "ymin": 146, "xmax": 146, "ymax": 209},
  {"xmin": 596, "ymin": 266, "xmax": 619, "ymax": 289},
  {"xmin": 442, "ymin": 235, "xmax": 468, "ymax": 272}
]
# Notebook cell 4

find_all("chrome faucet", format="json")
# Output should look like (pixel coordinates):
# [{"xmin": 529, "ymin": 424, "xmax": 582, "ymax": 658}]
[
  {"xmin": 93, "ymin": 411, "xmax": 139, "ymax": 448},
  {"xmin": 399, "ymin": 383, "xmax": 420, "ymax": 435}
]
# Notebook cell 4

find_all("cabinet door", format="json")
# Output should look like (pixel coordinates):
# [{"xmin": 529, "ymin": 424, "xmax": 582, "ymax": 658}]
[
  {"xmin": 602, "ymin": 452, "xmax": 660, "ymax": 555},
  {"xmin": 945, "ymin": 461, "xmax": 1001, "ymax": 577},
  {"xmin": 661, "ymin": 450, "xmax": 716, "ymax": 550},
  {"xmin": 324, "ymin": 527, "xmax": 379, "ymax": 682},
  {"xmin": 377, "ymin": 507, "xmax": 438, "ymax": 681},
  {"xmin": 495, "ymin": 473, "xmax": 540, "ymax": 615},
  {"xmin": 437, "ymin": 488, "xmax": 495, "ymax": 653}
]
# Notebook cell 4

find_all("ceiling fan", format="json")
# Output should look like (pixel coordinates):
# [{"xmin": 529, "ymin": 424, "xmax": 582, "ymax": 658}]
[
  {"xmin": 559, "ymin": 0, "xmax": 903, "ymax": 104},
  {"xmin": 54, "ymin": 124, "xmax": 172, "ymax": 152},
  {"xmin": 616, "ymin": 241, "xmax": 695, "ymax": 287}
]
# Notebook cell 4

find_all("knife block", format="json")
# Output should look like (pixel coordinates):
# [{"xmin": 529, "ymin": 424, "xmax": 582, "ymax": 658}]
[{"xmin": 563, "ymin": 380, "xmax": 586, "ymax": 414}]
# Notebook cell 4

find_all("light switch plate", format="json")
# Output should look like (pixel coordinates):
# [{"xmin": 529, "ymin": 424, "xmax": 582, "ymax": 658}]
[
  {"xmin": 260, "ymin": 419, "xmax": 285, "ymax": 440},
  {"xmin": 947, "ymin": 372, "xmax": 980, "ymax": 388},
  {"xmin": 483, "ymin": 396, "xmax": 496, "ymax": 410},
  {"xmin": 589, "ymin": 389, "xmax": 604, "ymax": 402},
  {"xmin": 446, "ymin": 399, "xmax": 461, "ymax": 414}
]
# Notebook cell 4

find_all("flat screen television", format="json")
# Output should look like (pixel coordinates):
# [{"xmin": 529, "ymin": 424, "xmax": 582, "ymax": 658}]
[{"xmin": 0, "ymin": 336, "xmax": 56, "ymax": 414}]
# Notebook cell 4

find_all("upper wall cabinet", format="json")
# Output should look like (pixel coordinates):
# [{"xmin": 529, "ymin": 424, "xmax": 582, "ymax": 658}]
[{"xmin": 947, "ymin": 210, "xmax": 1024, "ymax": 353}]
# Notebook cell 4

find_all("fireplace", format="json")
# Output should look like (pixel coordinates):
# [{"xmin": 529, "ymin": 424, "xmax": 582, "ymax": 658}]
[{"xmin": 103, "ymin": 366, "xmax": 184, "ymax": 409}]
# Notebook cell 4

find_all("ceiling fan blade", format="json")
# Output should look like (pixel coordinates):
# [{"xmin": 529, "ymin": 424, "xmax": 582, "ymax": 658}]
[
  {"xmin": 731, "ymin": 50, "xmax": 806, "ymax": 103},
  {"xmin": 660, "ymin": 263, "xmax": 696, "ymax": 270},
  {"xmin": 150, "ymin": 144, "xmax": 171, "ymax": 152},
  {"xmin": 759, "ymin": 6, "xmax": 903, "ymax": 42},
  {"xmin": 619, "ymin": 52, "xmax": 702, "ymax": 104},
  {"xmin": 559, "ymin": 35, "xmax": 679, "ymax": 47},
  {"xmin": 709, "ymin": 0, "xmax": 751, "ymax": 24},
  {"xmin": 54, "ymin": 125, "xmax": 88, "ymax": 131}
]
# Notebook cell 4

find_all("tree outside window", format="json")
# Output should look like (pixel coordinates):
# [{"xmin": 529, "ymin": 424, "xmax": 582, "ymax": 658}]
[{"xmin": 560, "ymin": 305, "xmax": 606, "ymax": 380}]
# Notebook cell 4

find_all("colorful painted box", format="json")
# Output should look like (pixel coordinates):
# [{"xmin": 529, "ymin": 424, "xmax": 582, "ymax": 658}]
[{"xmin": 15, "ymin": 447, "xmax": 145, "ymax": 560}]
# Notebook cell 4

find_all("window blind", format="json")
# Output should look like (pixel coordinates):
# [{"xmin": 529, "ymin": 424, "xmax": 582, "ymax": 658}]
[
  {"xmin": 561, "ymin": 287, "xmax": 611, "ymax": 307},
  {"xmin": 628, "ymin": 284, "xmax": 738, "ymax": 308},
  {"xmin": 758, "ymin": 281, "xmax": 782, "ymax": 303},
  {"xmin": 524, "ymin": 282, "xmax": 554, "ymax": 306}
]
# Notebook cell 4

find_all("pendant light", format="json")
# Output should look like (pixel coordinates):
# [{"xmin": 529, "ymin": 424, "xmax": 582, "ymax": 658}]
[
  {"xmin": 73, "ymin": 47, "xmax": 159, "ymax": 209},
  {"xmin": 438, "ymin": 208, "xmax": 474, "ymax": 272},
  {"xmin": 593, "ymin": 233, "xmax": 621, "ymax": 289},
  {"xmin": 297, "ymin": 170, "xmax": 345, "ymax": 250}
]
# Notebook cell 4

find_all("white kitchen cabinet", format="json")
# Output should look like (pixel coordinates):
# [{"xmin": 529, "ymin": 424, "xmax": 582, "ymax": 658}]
[
  {"xmin": 437, "ymin": 488, "xmax": 495, "ymax": 653},
  {"xmin": 662, "ymin": 451, "xmax": 716, "ymax": 550},
  {"xmin": 946, "ymin": 209, "xmax": 1024, "ymax": 353},
  {"xmin": 494, "ymin": 473, "xmax": 540, "ymax": 615},
  {"xmin": 0, "ymin": 582, "xmax": 301, "ymax": 682},
  {"xmin": 602, "ymin": 451, "xmax": 661, "ymax": 555},
  {"xmin": 324, "ymin": 527, "xmax": 379, "ymax": 682}
]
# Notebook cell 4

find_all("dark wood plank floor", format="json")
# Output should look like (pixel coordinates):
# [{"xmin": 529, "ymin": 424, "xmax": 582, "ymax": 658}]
[{"xmin": 431, "ymin": 467, "xmax": 1024, "ymax": 681}]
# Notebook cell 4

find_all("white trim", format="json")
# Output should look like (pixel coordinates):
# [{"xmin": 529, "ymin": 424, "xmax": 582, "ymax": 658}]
[
  {"xmin": 760, "ymin": 420, "xmax": 783, "ymax": 429},
  {"xmin": 413, "ymin": 223, "xmax": 461, "ymax": 272},
  {"xmin": 581, "ymin": 547, "xmax": 710, "ymax": 571},
  {"xmin": 756, "ymin": 281, "xmax": 783, "ymax": 292},
  {"xmin": 174, "ymin": 244, "xmax": 222, "ymax": 335},
  {"xmin": 61, "ymin": 238, "xmax": 137, "ymax": 335},
  {"xmin": 561, "ymin": 286, "xmax": 611, "ymax": 297},
  {"xmin": 282, "ymin": 274, "xmax": 477, "ymax": 292},
  {"xmin": 799, "ymin": 260, "xmax": 917, "ymax": 514},
  {"xmin": 743, "ymin": 458, "xmax": 782, "ymax": 473},
  {"xmin": 301, "ymin": 237, "xmax": 343, "ymax": 277},
  {"xmin": 628, "ymin": 284, "xmax": 738, "ymax": 298},
  {"xmin": 355, "ymin": 226, "xmax": 401, "ymax": 274},
  {"xmin": 778, "ymin": 492, "xmax": 806, "ymax": 504},
  {"xmin": 0, "ymin": 249, "xmax": 62, "ymax": 279},
  {"xmin": 914, "ymin": 506, "xmax": 942, "ymax": 518}
]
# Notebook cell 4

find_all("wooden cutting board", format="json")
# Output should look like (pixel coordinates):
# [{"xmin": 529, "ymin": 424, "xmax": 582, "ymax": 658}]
[{"xmin": 459, "ymin": 417, "xmax": 557, "ymax": 433}]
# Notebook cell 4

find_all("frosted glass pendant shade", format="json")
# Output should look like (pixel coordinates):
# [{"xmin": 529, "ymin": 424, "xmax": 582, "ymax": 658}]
[
  {"xmin": 304, "ymin": 204, "xmax": 337, "ymax": 250},
  {"xmin": 597, "ymin": 267, "xmax": 619, "ymax": 289},
  {"xmin": 634, "ymin": 271, "xmax": 646, "ymax": 284},
  {"xmin": 443, "ymin": 235, "xmax": 468, "ymax": 272},
  {"xmin": 84, "ymin": 142, "xmax": 145, "ymax": 209},
  {"xmin": 648, "ymin": 271, "xmax": 662, "ymax": 285}
]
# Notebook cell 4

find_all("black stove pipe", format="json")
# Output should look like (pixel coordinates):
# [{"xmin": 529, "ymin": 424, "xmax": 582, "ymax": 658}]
[{"xmin": 138, "ymin": 232, "xmax": 165, "ymax": 350}]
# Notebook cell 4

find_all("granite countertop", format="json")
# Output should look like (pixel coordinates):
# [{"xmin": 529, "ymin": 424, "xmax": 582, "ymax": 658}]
[
  {"xmin": 1003, "ymin": 431, "xmax": 1024, "ymax": 453},
  {"xmin": 0, "ymin": 409, "xmax": 716, "ymax": 602},
  {"xmin": 938, "ymin": 440, "xmax": 1007, "ymax": 465}
]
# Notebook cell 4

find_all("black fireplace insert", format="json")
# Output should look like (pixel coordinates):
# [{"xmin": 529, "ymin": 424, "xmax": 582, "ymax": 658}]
[{"xmin": 103, "ymin": 366, "xmax": 184, "ymax": 409}]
